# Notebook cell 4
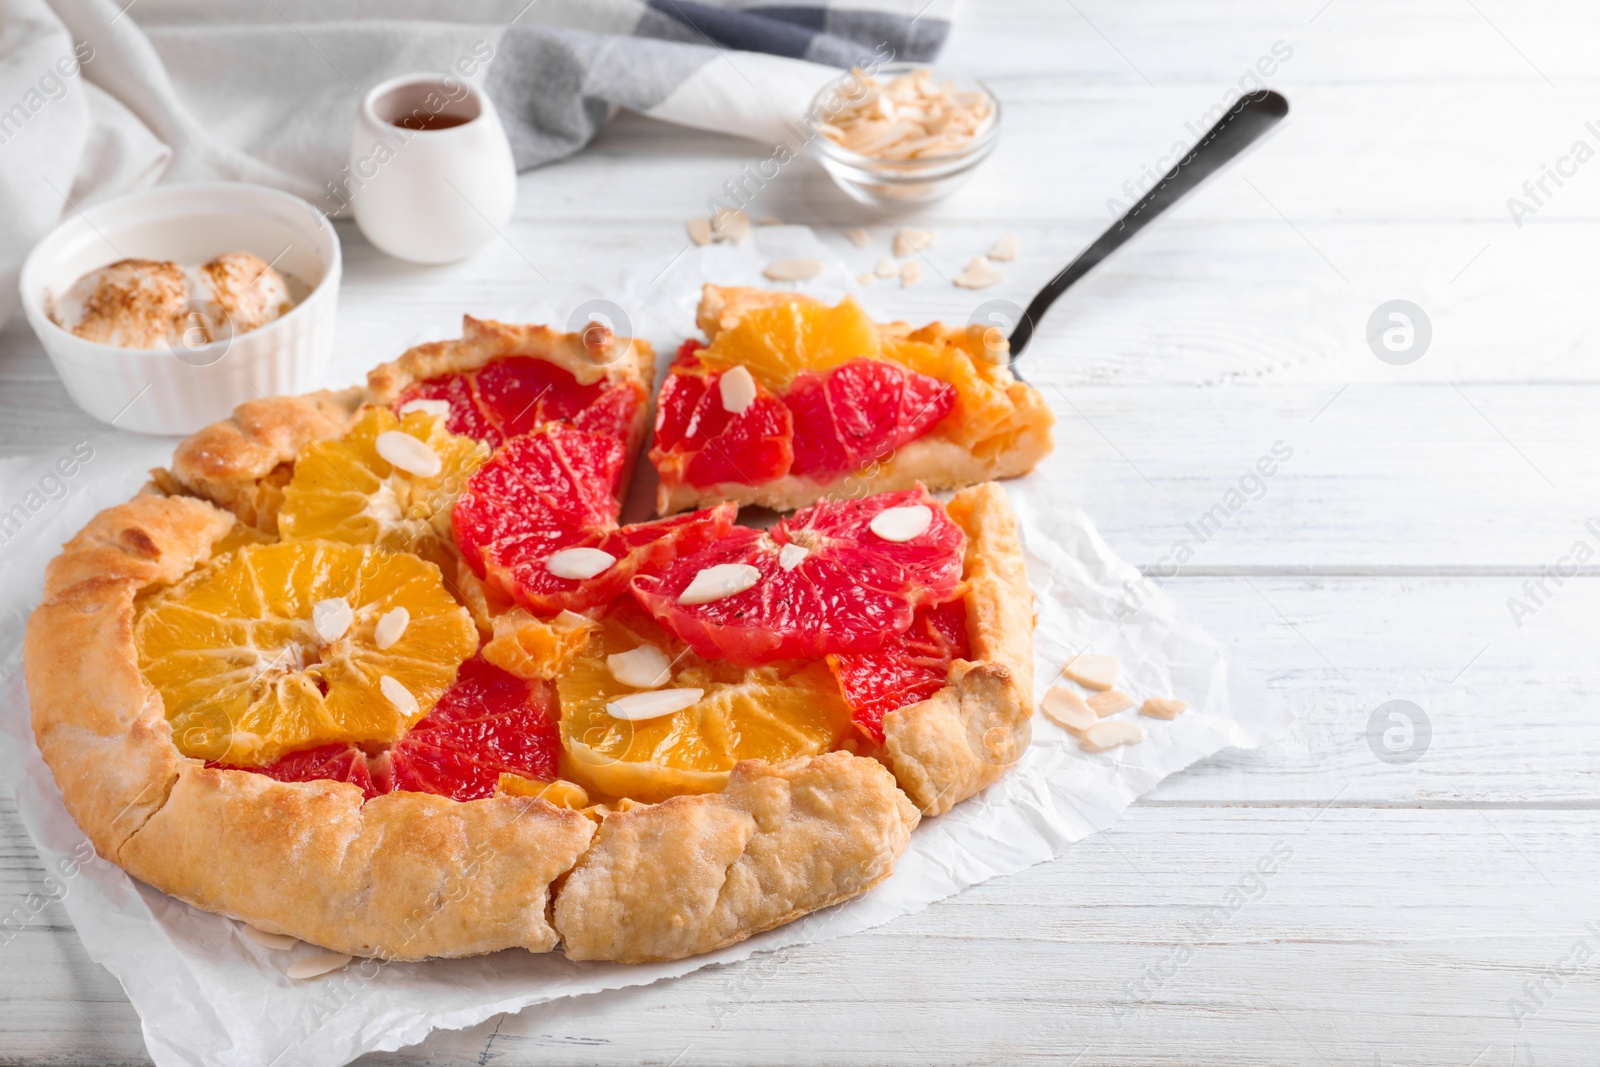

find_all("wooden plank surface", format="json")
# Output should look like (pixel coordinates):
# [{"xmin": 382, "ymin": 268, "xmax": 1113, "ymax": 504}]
[{"xmin": 3, "ymin": 0, "xmax": 1598, "ymax": 1064}]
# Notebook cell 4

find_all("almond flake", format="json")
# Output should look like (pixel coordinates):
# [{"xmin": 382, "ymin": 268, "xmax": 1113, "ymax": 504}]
[
  {"xmin": 380, "ymin": 675, "xmax": 419, "ymax": 718},
  {"xmin": 546, "ymin": 547, "xmax": 617, "ymax": 580},
  {"xmin": 818, "ymin": 70, "xmax": 994, "ymax": 161},
  {"xmin": 374, "ymin": 606, "xmax": 410, "ymax": 650},
  {"xmin": 893, "ymin": 229, "xmax": 936, "ymax": 257},
  {"xmin": 987, "ymin": 233, "xmax": 1019, "ymax": 261},
  {"xmin": 375, "ymin": 430, "xmax": 442, "ymax": 478},
  {"xmin": 687, "ymin": 216, "xmax": 714, "ymax": 246},
  {"xmin": 241, "ymin": 926, "xmax": 299, "ymax": 951},
  {"xmin": 1140, "ymin": 696, "xmax": 1190, "ymax": 720},
  {"xmin": 778, "ymin": 543, "xmax": 810, "ymax": 570},
  {"xmin": 856, "ymin": 271, "xmax": 877, "ymax": 287},
  {"xmin": 607, "ymin": 645, "xmax": 674, "ymax": 689},
  {"xmin": 870, "ymin": 504, "xmax": 933, "ymax": 542},
  {"xmin": 1063, "ymin": 653, "xmax": 1119, "ymax": 691},
  {"xmin": 758, "ymin": 216, "xmax": 783, "ymax": 226},
  {"xmin": 287, "ymin": 952, "xmax": 353, "ymax": 980},
  {"xmin": 711, "ymin": 208, "xmax": 751, "ymax": 243},
  {"xmin": 1081, "ymin": 719, "xmax": 1146, "ymax": 752},
  {"xmin": 874, "ymin": 257, "xmax": 898, "ymax": 278},
  {"xmin": 311, "ymin": 597, "xmax": 353, "ymax": 643},
  {"xmin": 1088, "ymin": 689, "xmax": 1134, "ymax": 716},
  {"xmin": 846, "ymin": 228, "xmax": 871, "ymax": 248},
  {"xmin": 606, "ymin": 687, "xmax": 704, "ymax": 722},
  {"xmin": 900, "ymin": 260, "xmax": 922, "ymax": 288},
  {"xmin": 954, "ymin": 256, "xmax": 1003, "ymax": 290},
  {"xmin": 718, "ymin": 364, "xmax": 758, "ymax": 414},
  {"xmin": 678, "ymin": 562, "xmax": 761, "ymax": 604},
  {"xmin": 398, "ymin": 398, "xmax": 452, "ymax": 420},
  {"xmin": 1040, "ymin": 685, "xmax": 1097, "ymax": 733},
  {"xmin": 763, "ymin": 257, "xmax": 824, "ymax": 282}
]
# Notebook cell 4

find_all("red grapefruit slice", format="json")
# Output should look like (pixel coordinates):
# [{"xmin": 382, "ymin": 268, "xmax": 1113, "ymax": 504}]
[
  {"xmin": 787, "ymin": 358, "xmax": 955, "ymax": 479},
  {"xmin": 632, "ymin": 487, "xmax": 965, "ymax": 666},
  {"xmin": 386, "ymin": 654, "xmax": 560, "ymax": 801},
  {"xmin": 651, "ymin": 369, "xmax": 793, "ymax": 489},
  {"xmin": 396, "ymin": 356, "xmax": 645, "ymax": 450},
  {"xmin": 227, "ymin": 743, "xmax": 379, "ymax": 800},
  {"xmin": 829, "ymin": 598, "xmax": 969, "ymax": 742}
]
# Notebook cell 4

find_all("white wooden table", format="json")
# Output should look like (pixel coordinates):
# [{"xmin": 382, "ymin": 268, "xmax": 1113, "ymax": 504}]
[{"xmin": 5, "ymin": 1, "xmax": 1599, "ymax": 1063}]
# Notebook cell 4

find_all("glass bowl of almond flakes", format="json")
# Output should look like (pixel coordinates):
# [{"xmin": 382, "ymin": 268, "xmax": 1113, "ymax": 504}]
[{"xmin": 807, "ymin": 63, "xmax": 1001, "ymax": 207}]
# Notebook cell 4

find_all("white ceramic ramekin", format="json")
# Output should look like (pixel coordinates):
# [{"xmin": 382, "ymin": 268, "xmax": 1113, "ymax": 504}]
[{"xmin": 19, "ymin": 182, "xmax": 341, "ymax": 435}]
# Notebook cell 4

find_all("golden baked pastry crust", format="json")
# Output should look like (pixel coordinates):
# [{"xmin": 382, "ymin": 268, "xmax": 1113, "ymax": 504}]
[
  {"xmin": 25, "ymin": 319, "xmax": 1038, "ymax": 965},
  {"xmin": 660, "ymin": 286, "xmax": 1054, "ymax": 515}
]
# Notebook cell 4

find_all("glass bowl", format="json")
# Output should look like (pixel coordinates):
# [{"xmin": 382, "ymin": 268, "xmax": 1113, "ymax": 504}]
[{"xmin": 806, "ymin": 63, "xmax": 1001, "ymax": 208}]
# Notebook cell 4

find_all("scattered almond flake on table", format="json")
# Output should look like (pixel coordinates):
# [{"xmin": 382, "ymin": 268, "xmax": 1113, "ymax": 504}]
[
  {"xmin": 869, "ymin": 504, "xmax": 933, "ymax": 542},
  {"xmin": 874, "ymin": 256, "xmax": 898, "ymax": 278},
  {"xmin": 686, "ymin": 217, "xmax": 714, "ymax": 246},
  {"xmin": 856, "ymin": 271, "xmax": 877, "ymax": 287},
  {"xmin": 987, "ymin": 233, "xmax": 1019, "ymax": 261},
  {"xmin": 1081, "ymin": 719, "xmax": 1145, "ymax": 752},
  {"xmin": 1087, "ymin": 689, "xmax": 1134, "ymax": 717},
  {"xmin": 607, "ymin": 645, "xmax": 673, "ymax": 689},
  {"xmin": 711, "ymin": 208, "xmax": 751, "ymax": 243},
  {"xmin": 287, "ymin": 953, "xmax": 353, "ymax": 980},
  {"xmin": 954, "ymin": 256, "xmax": 1003, "ymax": 289},
  {"xmin": 398, "ymin": 398, "xmax": 451, "ymax": 419},
  {"xmin": 678, "ymin": 562, "xmax": 761, "ymax": 604},
  {"xmin": 893, "ymin": 228, "xmax": 936, "ymax": 257},
  {"xmin": 1063, "ymin": 653, "xmax": 1119, "ymax": 691},
  {"xmin": 1040, "ymin": 685, "xmax": 1096, "ymax": 733},
  {"xmin": 763, "ymin": 258, "xmax": 824, "ymax": 282},
  {"xmin": 846, "ymin": 228, "xmax": 871, "ymax": 248},
  {"xmin": 817, "ymin": 67, "xmax": 995, "ymax": 161},
  {"xmin": 374, "ymin": 606, "xmax": 409, "ymax": 650},
  {"xmin": 606, "ymin": 688, "xmax": 704, "ymax": 722},
  {"xmin": 900, "ymin": 261, "xmax": 922, "ymax": 288},
  {"xmin": 718, "ymin": 364, "xmax": 757, "ymax": 414},
  {"xmin": 1140, "ymin": 696, "xmax": 1190, "ymax": 720},
  {"xmin": 545, "ymin": 547, "xmax": 617, "ymax": 580},
  {"xmin": 379, "ymin": 675, "xmax": 419, "ymax": 718},
  {"xmin": 374, "ymin": 431, "xmax": 442, "ymax": 478},
  {"xmin": 311, "ymin": 597, "xmax": 352, "ymax": 643},
  {"xmin": 240, "ymin": 926, "xmax": 298, "ymax": 951}
]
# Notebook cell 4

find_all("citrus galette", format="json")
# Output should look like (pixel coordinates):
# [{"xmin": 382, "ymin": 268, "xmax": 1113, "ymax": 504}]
[
  {"xmin": 651, "ymin": 284, "xmax": 1055, "ymax": 515},
  {"xmin": 26, "ymin": 310, "xmax": 1036, "ymax": 965}
]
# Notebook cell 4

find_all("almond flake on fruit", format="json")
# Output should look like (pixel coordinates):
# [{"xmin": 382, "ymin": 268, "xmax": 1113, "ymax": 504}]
[
  {"xmin": 718, "ymin": 364, "xmax": 758, "ymax": 414},
  {"xmin": 846, "ymin": 228, "xmax": 871, "ymax": 248},
  {"xmin": 987, "ymin": 233, "xmax": 1019, "ymax": 261},
  {"xmin": 1040, "ymin": 685, "xmax": 1097, "ymax": 733},
  {"xmin": 1063, "ymin": 653, "xmax": 1119, "ymax": 691},
  {"xmin": 687, "ymin": 216, "xmax": 714, "ymax": 246},
  {"xmin": 374, "ymin": 606, "xmax": 410, "ymax": 650},
  {"xmin": 398, "ymin": 398, "xmax": 452, "ymax": 420},
  {"xmin": 900, "ymin": 260, "xmax": 922, "ymax": 288},
  {"xmin": 287, "ymin": 952, "xmax": 353, "ymax": 980},
  {"xmin": 606, "ymin": 687, "xmax": 704, "ymax": 721},
  {"xmin": 375, "ymin": 430, "xmax": 442, "ymax": 478},
  {"xmin": 1088, "ymin": 689, "xmax": 1134, "ymax": 716},
  {"xmin": 893, "ymin": 229, "xmax": 936, "ymax": 257},
  {"xmin": 311, "ymin": 597, "xmax": 353, "ymax": 642},
  {"xmin": 241, "ymin": 926, "xmax": 299, "ymax": 951},
  {"xmin": 1081, "ymin": 719, "xmax": 1145, "ymax": 752},
  {"xmin": 778, "ymin": 543, "xmax": 810, "ymax": 570},
  {"xmin": 678, "ymin": 562, "xmax": 762, "ymax": 604},
  {"xmin": 1140, "ymin": 696, "xmax": 1190, "ymax": 720},
  {"xmin": 869, "ymin": 504, "xmax": 933, "ymax": 542},
  {"xmin": 763, "ymin": 257, "xmax": 824, "ymax": 282},
  {"xmin": 954, "ymin": 256, "xmax": 1003, "ymax": 290},
  {"xmin": 546, "ymin": 547, "xmax": 618, "ymax": 580},
  {"xmin": 380, "ymin": 675, "xmax": 419, "ymax": 718},
  {"xmin": 874, "ymin": 257, "xmax": 898, "ymax": 278},
  {"xmin": 607, "ymin": 645, "xmax": 674, "ymax": 689}
]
